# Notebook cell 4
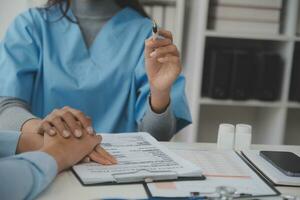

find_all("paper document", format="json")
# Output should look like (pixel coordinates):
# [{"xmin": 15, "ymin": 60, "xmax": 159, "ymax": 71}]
[
  {"xmin": 147, "ymin": 150, "xmax": 279, "ymax": 198},
  {"xmin": 175, "ymin": 150, "xmax": 250, "ymax": 178},
  {"xmin": 73, "ymin": 132, "xmax": 202, "ymax": 185}
]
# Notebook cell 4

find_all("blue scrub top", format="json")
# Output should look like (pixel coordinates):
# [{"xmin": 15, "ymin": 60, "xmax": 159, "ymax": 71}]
[{"xmin": 0, "ymin": 6, "xmax": 191, "ymax": 133}]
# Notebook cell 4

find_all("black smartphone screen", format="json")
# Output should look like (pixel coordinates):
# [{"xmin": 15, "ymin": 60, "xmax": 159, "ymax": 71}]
[{"xmin": 260, "ymin": 151, "xmax": 300, "ymax": 177}]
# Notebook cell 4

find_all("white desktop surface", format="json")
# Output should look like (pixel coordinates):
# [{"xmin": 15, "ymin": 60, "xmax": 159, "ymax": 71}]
[{"xmin": 37, "ymin": 142, "xmax": 300, "ymax": 200}]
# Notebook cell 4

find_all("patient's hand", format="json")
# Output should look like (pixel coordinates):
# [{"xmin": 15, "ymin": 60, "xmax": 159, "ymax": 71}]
[
  {"xmin": 16, "ymin": 130, "xmax": 117, "ymax": 165},
  {"xmin": 16, "ymin": 131, "xmax": 43, "ymax": 153},
  {"xmin": 41, "ymin": 130, "xmax": 101, "ymax": 172}
]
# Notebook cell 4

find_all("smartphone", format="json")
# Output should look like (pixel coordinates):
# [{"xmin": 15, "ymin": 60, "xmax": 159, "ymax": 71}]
[{"xmin": 260, "ymin": 151, "xmax": 300, "ymax": 177}]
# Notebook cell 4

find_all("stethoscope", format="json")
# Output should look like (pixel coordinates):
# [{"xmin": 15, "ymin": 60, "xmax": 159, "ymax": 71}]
[
  {"xmin": 188, "ymin": 186, "xmax": 300, "ymax": 200},
  {"xmin": 91, "ymin": 186, "xmax": 300, "ymax": 200},
  {"xmin": 189, "ymin": 186, "xmax": 246, "ymax": 199}
]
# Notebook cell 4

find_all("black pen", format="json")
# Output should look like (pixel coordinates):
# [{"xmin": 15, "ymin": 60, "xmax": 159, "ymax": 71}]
[{"xmin": 152, "ymin": 20, "xmax": 159, "ymax": 40}]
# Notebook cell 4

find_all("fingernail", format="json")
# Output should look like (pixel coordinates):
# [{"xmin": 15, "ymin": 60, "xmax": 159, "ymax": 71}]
[
  {"xmin": 86, "ymin": 126, "xmax": 94, "ymax": 135},
  {"xmin": 49, "ymin": 129, "xmax": 56, "ymax": 135},
  {"xmin": 150, "ymin": 51, "xmax": 157, "ymax": 58},
  {"xmin": 63, "ymin": 130, "xmax": 70, "ymax": 138},
  {"xmin": 75, "ymin": 129, "xmax": 82, "ymax": 137}
]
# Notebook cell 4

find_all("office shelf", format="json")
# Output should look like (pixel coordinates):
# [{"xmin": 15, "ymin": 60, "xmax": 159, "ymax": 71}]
[
  {"xmin": 199, "ymin": 98, "xmax": 283, "ymax": 108},
  {"xmin": 287, "ymin": 102, "xmax": 300, "ymax": 109},
  {"xmin": 205, "ymin": 31, "xmax": 293, "ymax": 42},
  {"xmin": 285, "ymin": 108, "xmax": 300, "ymax": 145},
  {"xmin": 183, "ymin": 0, "xmax": 300, "ymax": 145}
]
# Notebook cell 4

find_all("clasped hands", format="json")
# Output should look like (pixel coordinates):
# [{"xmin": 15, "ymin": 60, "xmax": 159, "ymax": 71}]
[{"xmin": 18, "ymin": 106, "xmax": 117, "ymax": 172}]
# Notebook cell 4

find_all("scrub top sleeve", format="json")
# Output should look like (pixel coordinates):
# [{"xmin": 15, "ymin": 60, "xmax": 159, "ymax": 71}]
[
  {"xmin": 134, "ymin": 50, "xmax": 192, "ymax": 132},
  {"xmin": 0, "ymin": 10, "xmax": 41, "ymax": 103},
  {"xmin": 134, "ymin": 50, "xmax": 150, "ymax": 125}
]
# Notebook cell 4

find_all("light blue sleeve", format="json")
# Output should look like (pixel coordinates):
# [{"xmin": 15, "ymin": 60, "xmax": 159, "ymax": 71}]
[
  {"xmin": 0, "ymin": 9, "xmax": 41, "ymax": 103},
  {"xmin": 0, "ymin": 152, "xmax": 57, "ymax": 200},
  {"xmin": 0, "ymin": 130, "xmax": 21, "ymax": 157}
]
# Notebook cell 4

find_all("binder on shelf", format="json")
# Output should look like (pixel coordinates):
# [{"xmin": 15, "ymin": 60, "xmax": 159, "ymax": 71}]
[
  {"xmin": 202, "ymin": 48, "xmax": 233, "ymax": 99},
  {"xmin": 229, "ymin": 50, "xmax": 254, "ymax": 100},
  {"xmin": 201, "ymin": 48, "xmax": 213, "ymax": 97},
  {"xmin": 254, "ymin": 53, "xmax": 283, "ymax": 101},
  {"xmin": 289, "ymin": 46, "xmax": 300, "ymax": 102}
]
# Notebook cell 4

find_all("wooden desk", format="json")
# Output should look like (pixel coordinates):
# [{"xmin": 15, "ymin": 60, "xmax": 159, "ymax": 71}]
[{"xmin": 37, "ymin": 143, "xmax": 300, "ymax": 200}]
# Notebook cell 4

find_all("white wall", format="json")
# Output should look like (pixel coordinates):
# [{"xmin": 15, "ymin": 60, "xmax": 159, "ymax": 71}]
[
  {"xmin": 0, "ymin": 0, "xmax": 48, "ymax": 40},
  {"xmin": 0, "ymin": 0, "xmax": 29, "ymax": 39}
]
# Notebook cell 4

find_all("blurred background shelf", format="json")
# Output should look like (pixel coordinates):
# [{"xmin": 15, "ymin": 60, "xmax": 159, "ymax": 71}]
[
  {"xmin": 200, "ymin": 98, "xmax": 283, "ymax": 108},
  {"xmin": 205, "ymin": 30, "xmax": 293, "ymax": 41},
  {"xmin": 183, "ymin": 0, "xmax": 300, "ymax": 145},
  {"xmin": 287, "ymin": 102, "xmax": 300, "ymax": 109}
]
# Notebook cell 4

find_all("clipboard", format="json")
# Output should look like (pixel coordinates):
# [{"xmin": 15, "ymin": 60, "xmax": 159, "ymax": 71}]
[
  {"xmin": 241, "ymin": 151, "xmax": 300, "ymax": 187},
  {"xmin": 143, "ymin": 152, "xmax": 281, "ymax": 199},
  {"xmin": 71, "ymin": 133, "xmax": 205, "ymax": 187},
  {"xmin": 72, "ymin": 168, "xmax": 206, "ymax": 187}
]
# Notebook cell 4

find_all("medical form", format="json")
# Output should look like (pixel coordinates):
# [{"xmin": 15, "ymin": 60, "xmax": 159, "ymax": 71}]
[{"xmin": 72, "ymin": 132, "xmax": 203, "ymax": 185}]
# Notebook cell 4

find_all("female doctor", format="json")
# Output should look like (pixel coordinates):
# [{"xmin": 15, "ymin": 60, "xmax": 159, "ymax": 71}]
[{"xmin": 0, "ymin": 0, "xmax": 191, "ymax": 163}]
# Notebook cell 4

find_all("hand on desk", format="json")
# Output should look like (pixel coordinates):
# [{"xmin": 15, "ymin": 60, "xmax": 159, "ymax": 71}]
[
  {"xmin": 41, "ymin": 128, "xmax": 101, "ymax": 172},
  {"xmin": 20, "ymin": 106, "xmax": 117, "ymax": 165}
]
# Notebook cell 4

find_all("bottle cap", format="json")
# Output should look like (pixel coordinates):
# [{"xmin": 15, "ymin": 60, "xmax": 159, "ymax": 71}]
[{"xmin": 236, "ymin": 124, "xmax": 252, "ymax": 134}]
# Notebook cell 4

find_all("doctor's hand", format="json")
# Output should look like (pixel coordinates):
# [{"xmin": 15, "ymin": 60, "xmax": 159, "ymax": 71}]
[
  {"xmin": 38, "ymin": 106, "xmax": 95, "ymax": 138},
  {"xmin": 145, "ymin": 29, "xmax": 182, "ymax": 113},
  {"xmin": 21, "ymin": 106, "xmax": 94, "ymax": 138},
  {"xmin": 41, "ymin": 128, "xmax": 101, "ymax": 173},
  {"xmin": 21, "ymin": 106, "xmax": 117, "ymax": 165}
]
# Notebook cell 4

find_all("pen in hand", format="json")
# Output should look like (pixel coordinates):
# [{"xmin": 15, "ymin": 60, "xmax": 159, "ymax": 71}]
[
  {"xmin": 152, "ymin": 20, "xmax": 165, "ymax": 41},
  {"xmin": 152, "ymin": 20, "xmax": 159, "ymax": 40}
]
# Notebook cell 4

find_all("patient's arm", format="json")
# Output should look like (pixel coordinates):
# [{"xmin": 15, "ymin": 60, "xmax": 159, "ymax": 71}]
[{"xmin": 0, "ymin": 129, "xmax": 100, "ymax": 200}]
